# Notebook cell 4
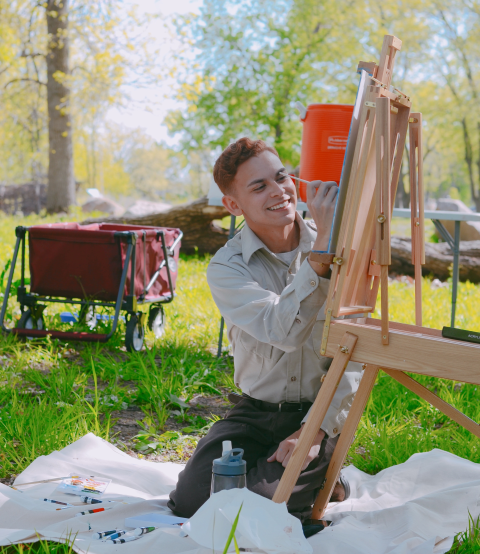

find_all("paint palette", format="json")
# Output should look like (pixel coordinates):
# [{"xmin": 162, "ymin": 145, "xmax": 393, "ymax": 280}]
[{"xmin": 55, "ymin": 473, "xmax": 111, "ymax": 496}]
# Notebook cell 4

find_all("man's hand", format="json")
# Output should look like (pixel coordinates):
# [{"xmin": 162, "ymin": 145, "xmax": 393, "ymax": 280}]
[
  {"xmin": 306, "ymin": 180, "xmax": 339, "ymax": 252},
  {"xmin": 267, "ymin": 426, "xmax": 326, "ymax": 471}
]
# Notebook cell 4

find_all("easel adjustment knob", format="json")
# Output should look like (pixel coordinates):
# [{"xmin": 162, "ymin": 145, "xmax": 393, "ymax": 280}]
[
  {"xmin": 333, "ymin": 257, "xmax": 344, "ymax": 265},
  {"xmin": 377, "ymin": 214, "xmax": 386, "ymax": 223},
  {"xmin": 340, "ymin": 345, "xmax": 349, "ymax": 354}
]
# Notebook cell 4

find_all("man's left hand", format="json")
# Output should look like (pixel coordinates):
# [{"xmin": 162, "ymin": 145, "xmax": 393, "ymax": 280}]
[{"xmin": 267, "ymin": 427, "xmax": 325, "ymax": 471}]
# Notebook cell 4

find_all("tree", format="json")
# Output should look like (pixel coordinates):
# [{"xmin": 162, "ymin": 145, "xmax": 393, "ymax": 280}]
[
  {"xmin": 414, "ymin": 0, "xmax": 480, "ymax": 210},
  {"xmin": 45, "ymin": 0, "xmax": 74, "ymax": 212},
  {"xmin": 0, "ymin": 1, "xmax": 160, "ymax": 212},
  {"xmin": 166, "ymin": 0, "xmax": 370, "ymax": 167}
]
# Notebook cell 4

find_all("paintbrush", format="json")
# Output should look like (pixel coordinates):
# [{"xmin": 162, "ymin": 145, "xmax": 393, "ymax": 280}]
[
  {"xmin": 279, "ymin": 172, "xmax": 311, "ymax": 185},
  {"xmin": 11, "ymin": 476, "xmax": 71, "ymax": 488}
]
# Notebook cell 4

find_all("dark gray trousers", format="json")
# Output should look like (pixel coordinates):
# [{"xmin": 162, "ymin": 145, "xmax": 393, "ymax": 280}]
[{"xmin": 167, "ymin": 396, "xmax": 338, "ymax": 521}]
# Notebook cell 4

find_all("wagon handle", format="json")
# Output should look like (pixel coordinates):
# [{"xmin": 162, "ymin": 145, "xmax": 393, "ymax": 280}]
[
  {"xmin": 168, "ymin": 230, "xmax": 183, "ymax": 255},
  {"xmin": 143, "ymin": 230, "xmax": 182, "ymax": 299},
  {"xmin": 0, "ymin": 227, "xmax": 27, "ymax": 333},
  {"xmin": 107, "ymin": 233, "xmax": 136, "ymax": 339}
]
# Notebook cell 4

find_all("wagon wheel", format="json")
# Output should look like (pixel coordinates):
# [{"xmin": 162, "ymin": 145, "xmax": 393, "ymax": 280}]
[
  {"xmin": 147, "ymin": 305, "xmax": 166, "ymax": 338},
  {"xmin": 125, "ymin": 313, "xmax": 144, "ymax": 352},
  {"xmin": 18, "ymin": 308, "xmax": 45, "ymax": 338}
]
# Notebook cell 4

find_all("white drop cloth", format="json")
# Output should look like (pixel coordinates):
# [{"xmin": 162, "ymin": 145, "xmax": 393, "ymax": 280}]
[{"xmin": 0, "ymin": 433, "xmax": 479, "ymax": 553}]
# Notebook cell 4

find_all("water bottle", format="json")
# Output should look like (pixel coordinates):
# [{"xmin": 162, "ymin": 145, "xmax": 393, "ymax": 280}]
[{"xmin": 210, "ymin": 440, "xmax": 247, "ymax": 495}]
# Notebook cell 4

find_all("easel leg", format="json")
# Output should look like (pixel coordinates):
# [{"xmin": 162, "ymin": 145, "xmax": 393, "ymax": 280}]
[
  {"xmin": 451, "ymin": 220, "xmax": 460, "ymax": 327},
  {"xmin": 272, "ymin": 332, "xmax": 358, "ymax": 504},
  {"xmin": 381, "ymin": 265, "xmax": 389, "ymax": 344},
  {"xmin": 409, "ymin": 113, "xmax": 424, "ymax": 327},
  {"xmin": 310, "ymin": 364, "xmax": 379, "ymax": 519}
]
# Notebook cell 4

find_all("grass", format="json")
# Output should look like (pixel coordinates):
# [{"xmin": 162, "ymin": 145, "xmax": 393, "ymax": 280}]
[{"xmin": 0, "ymin": 212, "xmax": 479, "ymax": 552}]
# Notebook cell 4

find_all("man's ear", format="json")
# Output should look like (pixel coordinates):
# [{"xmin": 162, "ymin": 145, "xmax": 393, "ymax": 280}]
[{"xmin": 222, "ymin": 194, "xmax": 243, "ymax": 216}]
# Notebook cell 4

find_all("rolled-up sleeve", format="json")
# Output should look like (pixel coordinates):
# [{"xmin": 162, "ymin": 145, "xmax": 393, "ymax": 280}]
[
  {"xmin": 207, "ymin": 255, "xmax": 330, "ymax": 353},
  {"xmin": 301, "ymin": 361, "xmax": 364, "ymax": 437}
]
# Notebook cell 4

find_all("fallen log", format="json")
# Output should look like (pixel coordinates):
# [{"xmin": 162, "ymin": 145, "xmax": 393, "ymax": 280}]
[
  {"xmin": 391, "ymin": 237, "xmax": 480, "ymax": 283},
  {"xmin": 83, "ymin": 201, "xmax": 480, "ymax": 280},
  {"xmin": 82, "ymin": 196, "xmax": 229, "ymax": 255}
]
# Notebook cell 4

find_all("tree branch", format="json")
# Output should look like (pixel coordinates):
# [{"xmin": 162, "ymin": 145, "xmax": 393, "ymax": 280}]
[{"xmin": 4, "ymin": 78, "xmax": 47, "ymax": 89}]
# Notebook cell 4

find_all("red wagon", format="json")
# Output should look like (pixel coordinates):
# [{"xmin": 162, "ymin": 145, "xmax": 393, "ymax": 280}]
[{"xmin": 0, "ymin": 223, "xmax": 183, "ymax": 352}]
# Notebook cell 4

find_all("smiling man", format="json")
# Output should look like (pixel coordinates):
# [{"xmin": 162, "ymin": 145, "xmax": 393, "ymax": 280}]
[{"xmin": 168, "ymin": 137, "xmax": 362, "ymax": 522}]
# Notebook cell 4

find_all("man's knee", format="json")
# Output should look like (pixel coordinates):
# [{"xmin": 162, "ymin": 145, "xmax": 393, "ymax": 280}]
[{"xmin": 168, "ymin": 462, "xmax": 211, "ymax": 517}]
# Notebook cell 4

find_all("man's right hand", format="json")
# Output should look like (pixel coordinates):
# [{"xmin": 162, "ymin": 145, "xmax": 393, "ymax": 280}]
[{"xmin": 306, "ymin": 180, "xmax": 339, "ymax": 252}]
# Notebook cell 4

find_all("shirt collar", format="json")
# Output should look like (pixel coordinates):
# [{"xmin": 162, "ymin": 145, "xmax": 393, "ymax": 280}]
[{"xmin": 241, "ymin": 212, "xmax": 316, "ymax": 264}]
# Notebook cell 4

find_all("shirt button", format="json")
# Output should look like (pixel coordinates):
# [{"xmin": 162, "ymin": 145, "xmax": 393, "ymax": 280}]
[
  {"xmin": 291, "ymin": 376, "xmax": 297, "ymax": 382},
  {"xmin": 310, "ymin": 280, "xmax": 316, "ymax": 286},
  {"xmin": 295, "ymin": 318, "xmax": 301, "ymax": 324},
  {"xmin": 333, "ymin": 428, "xmax": 338, "ymax": 434}
]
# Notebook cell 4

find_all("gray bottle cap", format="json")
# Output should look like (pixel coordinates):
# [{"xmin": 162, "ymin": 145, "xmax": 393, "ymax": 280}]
[{"xmin": 212, "ymin": 448, "xmax": 246, "ymax": 476}]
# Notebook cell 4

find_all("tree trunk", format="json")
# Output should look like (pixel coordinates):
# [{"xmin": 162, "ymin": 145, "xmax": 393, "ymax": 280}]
[
  {"xmin": 391, "ymin": 236, "xmax": 480, "ymax": 283},
  {"xmin": 82, "ymin": 196, "xmax": 230, "ymax": 255},
  {"xmin": 45, "ymin": 0, "xmax": 75, "ymax": 213},
  {"xmin": 461, "ymin": 117, "xmax": 479, "ymax": 211}
]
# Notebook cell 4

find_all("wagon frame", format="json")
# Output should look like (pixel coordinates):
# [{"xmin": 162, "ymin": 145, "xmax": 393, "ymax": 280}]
[{"xmin": 0, "ymin": 225, "xmax": 183, "ymax": 351}]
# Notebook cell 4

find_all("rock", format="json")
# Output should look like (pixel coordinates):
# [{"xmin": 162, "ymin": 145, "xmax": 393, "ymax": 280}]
[
  {"xmin": 435, "ymin": 198, "xmax": 480, "ymax": 241},
  {"xmin": 123, "ymin": 200, "xmax": 171, "ymax": 218},
  {"xmin": 82, "ymin": 197, "xmax": 125, "ymax": 217}
]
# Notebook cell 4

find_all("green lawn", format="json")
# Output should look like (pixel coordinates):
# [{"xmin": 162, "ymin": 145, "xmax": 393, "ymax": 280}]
[{"xmin": 0, "ymin": 212, "xmax": 479, "ymax": 553}]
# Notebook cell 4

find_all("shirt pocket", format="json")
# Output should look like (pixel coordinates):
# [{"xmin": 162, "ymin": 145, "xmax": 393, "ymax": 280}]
[{"xmin": 239, "ymin": 330, "xmax": 273, "ymax": 359}]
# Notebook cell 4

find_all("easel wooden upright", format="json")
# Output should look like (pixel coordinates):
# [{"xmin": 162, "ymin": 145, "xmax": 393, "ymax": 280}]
[{"xmin": 272, "ymin": 35, "xmax": 480, "ymax": 518}]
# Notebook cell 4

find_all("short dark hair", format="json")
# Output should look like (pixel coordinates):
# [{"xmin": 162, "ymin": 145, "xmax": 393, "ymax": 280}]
[{"xmin": 213, "ymin": 137, "xmax": 279, "ymax": 194}]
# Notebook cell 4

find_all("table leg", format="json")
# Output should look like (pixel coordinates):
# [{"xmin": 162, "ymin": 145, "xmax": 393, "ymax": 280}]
[{"xmin": 451, "ymin": 220, "xmax": 460, "ymax": 328}]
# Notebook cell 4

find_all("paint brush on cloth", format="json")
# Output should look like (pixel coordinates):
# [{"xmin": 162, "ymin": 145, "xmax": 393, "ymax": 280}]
[
  {"xmin": 93, "ymin": 529, "xmax": 120, "ymax": 539},
  {"xmin": 111, "ymin": 536, "xmax": 141, "ymax": 544},
  {"xmin": 80, "ymin": 496, "xmax": 113, "ymax": 504},
  {"xmin": 11, "ymin": 476, "xmax": 71, "ymax": 488},
  {"xmin": 133, "ymin": 526, "xmax": 158, "ymax": 536},
  {"xmin": 74, "ymin": 507, "xmax": 113, "ymax": 517},
  {"xmin": 104, "ymin": 530, "xmax": 128, "ymax": 541},
  {"xmin": 42, "ymin": 498, "xmax": 74, "ymax": 510}
]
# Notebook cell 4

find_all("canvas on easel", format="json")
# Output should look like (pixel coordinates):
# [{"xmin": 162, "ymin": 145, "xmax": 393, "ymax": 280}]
[{"xmin": 272, "ymin": 35, "xmax": 480, "ymax": 519}]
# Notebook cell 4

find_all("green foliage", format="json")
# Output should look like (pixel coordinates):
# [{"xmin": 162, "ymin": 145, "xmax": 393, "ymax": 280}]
[
  {"xmin": 449, "ymin": 513, "xmax": 480, "ymax": 553},
  {"xmin": 167, "ymin": 0, "xmax": 366, "ymax": 166},
  {"xmin": 0, "ymin": 1, "xmax": 162, "ymax": 194},
  {"xmin": 222, "ymin": 502, "xmax": 243, "ymax": 554}
]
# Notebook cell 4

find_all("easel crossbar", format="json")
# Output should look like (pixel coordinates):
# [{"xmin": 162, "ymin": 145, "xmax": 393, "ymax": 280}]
[{"xmin": 325, "ymin": 319, "xmax": 480, "ymax": 386}]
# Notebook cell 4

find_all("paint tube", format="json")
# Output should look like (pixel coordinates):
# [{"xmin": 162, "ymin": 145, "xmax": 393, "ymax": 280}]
[{"xmin": 74, "ymin": 507, "xmax": 113, "ymax": 517}]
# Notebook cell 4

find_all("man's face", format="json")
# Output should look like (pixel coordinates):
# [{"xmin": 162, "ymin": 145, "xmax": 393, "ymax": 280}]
[{"xmin": 222, "ymin": 151, "xmax": 297, "ymax": 230}]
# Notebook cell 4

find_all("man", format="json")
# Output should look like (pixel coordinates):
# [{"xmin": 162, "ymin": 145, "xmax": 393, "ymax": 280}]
[{"xmin": 168, "ymin": 137, "xmax": 362, "ymax": 521}]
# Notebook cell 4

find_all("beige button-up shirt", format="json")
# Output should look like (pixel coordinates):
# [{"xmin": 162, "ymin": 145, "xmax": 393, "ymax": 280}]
[{"xmin": 207, "ymin": 213, "xmax": 363, "ymax": 437}]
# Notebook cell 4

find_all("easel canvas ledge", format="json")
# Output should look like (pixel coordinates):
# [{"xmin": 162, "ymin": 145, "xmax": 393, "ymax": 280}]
[{"xmin": 272, "ymin": 34, "xmax": 480, "ymax": 519}]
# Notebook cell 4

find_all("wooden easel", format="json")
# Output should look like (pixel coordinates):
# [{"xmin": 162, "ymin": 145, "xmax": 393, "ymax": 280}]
[{"xmin": 272, "ymin": 35, "xmax": 480, "ymax": 518}]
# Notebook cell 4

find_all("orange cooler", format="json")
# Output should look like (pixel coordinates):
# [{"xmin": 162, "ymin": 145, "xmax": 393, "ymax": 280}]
[{"xmin": 299, "ymin": 104, "xmax": 354, "ymax": 201}]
